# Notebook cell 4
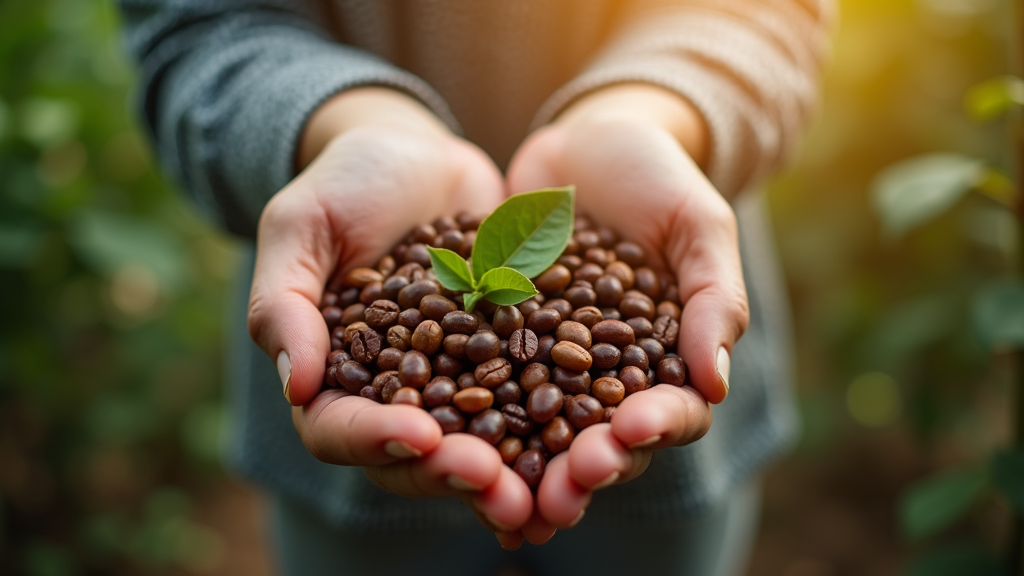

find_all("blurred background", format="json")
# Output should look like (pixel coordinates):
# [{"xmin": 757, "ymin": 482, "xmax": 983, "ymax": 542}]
[{"xmin": 0, "ymin": 0, "xmax": 1020, "ymax": 574}]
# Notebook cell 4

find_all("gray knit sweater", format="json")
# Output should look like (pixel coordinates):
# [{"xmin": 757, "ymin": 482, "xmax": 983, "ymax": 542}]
[{"xmin": 120, "ymin": 0, "xmax": 832, "ymax": 529}]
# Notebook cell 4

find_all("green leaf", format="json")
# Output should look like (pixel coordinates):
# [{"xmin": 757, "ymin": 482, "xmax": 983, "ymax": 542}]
[
  {"xmin": 906, "ymin": 542, "xmax": 1002, "ymax": 576},
  {"xmin": 871, "ymin": 153, "xmax": 986, "ymax": 237},
  {"xmin": 899, "ymin": 465, "xmax": 989, "ymax": 542},
  {"xmin": 964, "ymin": 75, "xmax": 1024, "ymax": 122},
  {"xmin": 471, "ymin": 187, "xmax": 574, "ymax": 281},
  {"xmin": 971, "ymin": 281, "xmax": 1024, "ymax": 350},
  {"xmin": 477, "ymin": 267, "xmax": 539, "ymax": 306},
  {"xmin": 992, "ymin": 449, "xmax": 1024, "ymax": 514},
  {"xmin": 462, "ymin": 291, "xmax": 484, "ymax": 314},
  {"xmin": 426, "ymin": 246, "xmax": 475, "ymax": 292}
]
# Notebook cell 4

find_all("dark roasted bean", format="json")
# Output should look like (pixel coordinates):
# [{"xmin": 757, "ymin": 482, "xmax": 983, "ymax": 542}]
[
  {"xmin": 453, "ymin": 387, "xmax": 494, "ymax": 413},
  {"xmin": 594, "ymin": 275, "xmax": 624, "ymax": 308},
  {"xmin": 590, "ymin": 319, "xmax": 635, "ymax": 348},
  {"xmin": 340, "ymin": 303, "xmax": 366, "ymax": 325},
  {"xmin": 564, "ymin": 394, "xmax": 604, "ymax": 430},
  {"xmin": 466, "ymin": 331, "xmax": 501, "ymax": 363},
  {"xmin": 520, "ymin": 363, "xmax": 550, "ymax": 393},
  {"xmin": 321, "ymin": 291, "xmax": 340, "ymax": 308},
  {"xmin": 657, "ymin": 357, "xmax": 686, "ymax": 386},
  {"xmin": 335, "ymin": 361, "xmax": 372, "ymax": 393},
  {"xmin": 441, "ymin": 311, "xmax": 478, "ymax": 335},
  {"xmin": 493, "ymin": 380, "xmax": 521, "ymax": 406},
  {"xmin": 359, "ymin": 282, "xmax": 384, "ymax": 306},
  {"xmin": 652, "ymin": 315, "xmax": 680, "ymax": 348},
  {"xmin": 543, "ymin": 299, "xmax": 572, "ymax": 321},
  {"xmin": 534, "ymin": 335, "xmax": 556, "ymax": 365},
  {"xmin": 338, "ymin": 287, "xmax": 361, "ymax": 308},
  {"xmin": 552, "ymin": 367, "xmax": 591, "ymax": 395},
  {"xmin": 459, "ymin": 230, "xmax": 476, "ymax": 257},
  {"xmin": 570, "ymin": 306, "xmax": 603, "ymax": 329},
  {"xmin": 613, "ymin": 241, "xmax": 646, "ymax": 268},
  {"xmin": 431, "ymin": 406, "xmax": 466, "ymax": 434},
  {"xmin": 411, "ymin": 320, "xmax": 444, "ymax": 355},
  {"xmin": 619, "ymin": 365, "xmax": 648, "ymax": 395},
  {"xmin": 392, "ymin": 262, "xmax": 424, "ymax": 281},
  {"xmin": 456, "ymin": 372, "xmax": 477, "ymax": 390},
  {"xmin": 398, "ymin": 279, "xmax": 441, "ymax": 309},
  {"xmin": 398, "ymin": 308, "xmax": 424, "ymax": 329},
  {"xmin": 514, "ymin": 449, "xmax": 546, "ymax": 488},
  {"xmin": 636, "ymin": 338, "xmax": 666, "ymax": 367},
  {"xmin": 410, "ymin": 224, "xmax": 437, "ymax": 244},
  {"xmin": 620, "ymin": 344, "xmax": 650, "ymax": 373},
  {"xmin": 491, "ymin": 306, "xmax": 525, "ymax": 339},
  {"xmin": 404, "ymin": 243, "xmax": 432, "ymax": 268},
  {"xmin": 376, "ymin": 347, "xmax": 404, "ymax": 371},
  {"xmin": 564, "ymin": 285, "xmax": 597, "ymax": 309},
  {"xmin": 372, "ymin": 370, "xmax": 400, "ymax": 393},
  {"xmin": 360, "ymin": 385, "xmax": 383, "ymax": 403},
  {"xmin": 442, "ymin": 333, "xmax": 470, "ymax": 359},
  {"xmin": 589, "ymin": 343, "xmax": 622, "ymax": 370},
  {"xmin": 525, "ymin": 308, "xmax": 561, "ymax": 334},
  {"xmin": 420, "ymin": 294, "xmax": 457, "ymax": 322},
  {"xmin": 600, "ymin": 307, "xmax": 622, "ymax": 321},
  {"xmin": 551, "ymin": 341, "xmax": 592, "ymax": 372},
  {"xmin": 343, "ymin": 322, "xmax": 369, "ymax": 346},
  {"xmin": 534, "ymin": 264, "xmax": 572, "ymax": 296},
  {"xmin": 527, "ymin": 383, "xmax": 564, "ymax": 424},
  {"xmin": 555, "ymin": 321, "xmax": 592, "ymax": 349},
  {"xmin": 501, "ymin": 403, "xmax": 533, "ymax": 436},
  {"xmin": 380, "ymin": 375, "xmax": 403, "ymax": 404},
  {"xmin": 619, "ymin": 296, "xmax": 656, "ymax": 320},
  {"xmin": 583, "ymin": 247, "xmax": 612, "ymax": 267},
  {"xmin": 526, "ymin": 434, "xmax": 547, "ymax": 454},
  {"xmin": 322, "ymin": 306, "xmax": 343, "ymax": 331},
  {"xmin": 508, "ymin": 328, "xmax": 539, "ymax": 362},
  {"xmin": 364, "ymin": 299, "xmax": 400, "ymax": 329},
  {"xmin": 557, "ymin": 254, "xmax": 583, "ymax": 272},
  {"xmin": 542, "ymin": 417, "xmax": 575, "ymax": 455},
  {"xmin": 391, "ymin": 387, "xmax": 423, "ymax": 408},
  {"xmin": 592, "ymin": 377, "xmax": 626, "ymax": 406},
  {"xmin": 574, "ymin": 262, "xmax": 604, "ymax": 284},
  {"xmin": 440, "ymin": 229, "xmax": 464, "ymax": 252},
  {"xmin": 350, "ymin": 328, "xmax": 382, "ymax": 363},
  {"xmin": 604, "ymin": 261, "xmax": 635, "ymax": 290},
  {"xmin": 517, "ymin": 299, "xmax": 542, "ymax": 317},
  {"xmin": 475, "ymin": 357, "xmax": 512, "ymax": 388},
  {"xmin": 328, "ymin": 350, "xmax": 352, "ymax": 366},
  {"xmin": 633, "ymin": 267, "xmax": 660, "ymax": 300},
  {"xmin": 575, "ymin": 230, "xmax": 600, "ymax": 250},
  {"xmin": 432, "ymin": 353, "xmax": 463, "ymax": 378},
  {"xmin": 498, "ymin": 436, "xmax": 524, "ymax": 466},
  {"xmin": 663, "ymin": 284, "xmax": 680, "ymax": 306},
  {"xmin": 456, "ymin": 211, "xmax": 485, "ymax": 231},
  {"xmin": 626, "ymin": 317, "xmax": 654, "ymax": 339},
  {"xmin": 423, "ymin": 377, "xmax": 458, "ymax": 407},
  {"xmin": 386, "ymin": 325, "xmax": 412, "ymax": 351},
  {"xmin": 433, "ymin": 216, "xmax": 458, "ymax": 233},
  {"xmin": 468, "ymin": 409, "xmax": 506, "ymax": 445},
  {"xmin": 398, "ymin": 350, "xmax": 431, "ymax": 388}
]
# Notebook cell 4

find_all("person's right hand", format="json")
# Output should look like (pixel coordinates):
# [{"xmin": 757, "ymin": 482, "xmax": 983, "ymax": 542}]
[{"xmin": 245, "ymin": 88, "xmax": 533, "ymax": 538}]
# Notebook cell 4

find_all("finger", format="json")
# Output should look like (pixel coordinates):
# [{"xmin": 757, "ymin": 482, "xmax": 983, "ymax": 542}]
[
  {"xmin": 495, "ymin": 531, "xmax": 524, "ymax": 551},
  {"xmin": 567, "ymin": 423, "xmax": 653, "ymax": 490},
  {"xmin": 363, "ymin": 433, "xmax": 503, "ymax": 497},
  {"xmin": 505, "ymin": 126, "xmax": 566, "ymax": 194},
  {"xmin": 609, "ymin": 384, "xmax": 712, "ymax": 449},
  {"xmin": 536, "ymin": 452, "xmax": 591, "ymax": 528},
  {"xmin": 464, "ymin": 465, "xmax": 534, "ymax": 532},
  {"xmin": 293, "ymin": 390, "xmax": 442, "ymax": 466},
  {"xmin": 248, "ymin": 190, "xmax": 337, "ymax": 406},
  {"xmin": 521, "ymin": 506, "xmax": 558, "ymax": 545}
]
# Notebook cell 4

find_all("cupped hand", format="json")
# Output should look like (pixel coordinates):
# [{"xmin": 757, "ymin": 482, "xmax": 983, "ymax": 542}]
[
  {"xmin": 505, "ymin": 84, "xmax": 750, "ymax": 532},
  {"xmin": 246, "ymin": 90, "xmax": 533, "ymax": 539}
]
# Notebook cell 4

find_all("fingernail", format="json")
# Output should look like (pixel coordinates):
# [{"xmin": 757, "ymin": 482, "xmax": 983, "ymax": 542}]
[
  {"xmin": 277, "ymin": 350, "xmax": 292, "ymax": 404},
  {"xmin": 567, "ymin": 509, "xmax": 586, "ymax": 528},
  {"xmin": 384, "ymin": 440, "xmax": 423, "ymax": 459},
  {"xmin": 484, "ymin": 514, "xmax": 515, "ymax": 532},
  {"xmin": 447, "ymin": 475, "xmax": 484, "ymax": 491},
  {"xmin": 495, "ymin": 532, "xmax": 522, "ymax": 551},
  {"xmin": 716, "ymin": 346, "xmax": 731, "ymax": 396},
  {"xmin": 629, "ymin": 435, "xmax": 661, "ymax": 449},
  {"xmin": 593, "ymin": 471, "xmax": 620, "ymax": 490}
]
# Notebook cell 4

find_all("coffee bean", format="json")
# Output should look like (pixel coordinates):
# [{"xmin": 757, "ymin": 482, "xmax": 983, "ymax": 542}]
[
  {"xmin": 322, "ymin": 306, "xmax": 343, "ymax": 331},
  {"xmin": 534, "ymin": 264, "xmax": 572, "ymax": 296},
  {"xmin": 398, "ymin": 279, "xmax": 441, "ymax": 309},
  {"xmin": 594, "ymin": 275, "xmax": 624, "ymax": 308},
  {"xmin": 636, "ymin": 338, "xmax": 666, "ymax": 367},
  {"xmin": 543, "ymin": 299, "xmax": 573, "ymax": 321},
  {"xmin": 398, "ymin": 308, "xmax": 424, "ymax": 329},
  {"xmin": 431, "ymin": 406, "xmax": 466, "ymax": 434},
  {"xmin": 514, "ymin": 450, "xmax": 546, "ymax": 488},
  {"xmin": 456, "ymin": 211, "xmax": 485, "ymax": 231},
  {"xmin": 621, "ymin": 344, "xmax": 650, "ymax": 373},
  {"xmin": 591, "ymin": 319, "xmax": 635, "ymax": 348},
  {"xmin": 600, "ymin": 307, "xmax": 622, "ymax": 321},
  {"xmin": 604, "ymin": 261, "xmax": 635, "ymax": 290},
  {"xmin": 525, "ymin": 308, "xmax": 561, "ymax": 334},
  {"xmin": 570, "ymin": 306, "xmax": 603, "ymax": 328},
  {"xmin": 438, "ymin": 311, "xmax": 476, "ymax": 336},
  {"xmin": 404, "ymin": 243, "xmax": 432, "ymax": 268},
  {"xmin": 508, "ymin": 328, "xmax": 539, "ymax": 362},
  {"xmin": 386, "ymin": 325, "xmax": 412, "ymax": 351},
  {"xmin": 459, "ymin": 230, "xmax": 476, "ymax": 257},
  {"xmin": 359, "ymin": 282, "xmax": 384, "ymax": 306},
  {"xmin": 453, "ymin": 387, "xmax": 494, "ymax": 413},
  {"xmin": 321, "ymin": 291, "xmax": 340, "ymax": 308},
  {"xmin": 564, "ymin": 285, "xmax": 597, "ymax": 309},
  {"xmin": 619, "ymin": 365, "xmax": 648, "ymax": 395},
  {"xmin": 432, "ymin": 353, "xmax": 463, "ymax": 378},
  {"xmin": 626, "ymin": 317, "xmax": 654, "ymax": 339},
  {"xmin": 633, "ymin": 267, "xmax": 660, "ymax": 300},
  {"xmin": 589, "ymin": 343, "xmax": 622, "ymax": 370},
  {"xmin": 552, "ymin": 366, "xmax": 591, "ymax": 394},
  {"xmin": 391, "ymin": 387, "xmax": 423, "ymax": 408},
  {"xmin": 346, "ymin": 267, "xmax": 384, "ymax": 288},
  {"xmin": 488, "ymin": 305, "xmax": 523, "ymax": 339},
  {"xmin": 468, "ymin": 409, "xmax": 506, "ymax": 445},
  {"xmin": 619, "ymin": 296, "xmax": 655, "ymax": 320},
  {"xmin": 583, "ymin": 247, "xmax": 612, "ymax": 267},
  {"xmin": 380, "ymin": 374, "xmax": 403, "ymax": 404},
  {"xmin": 657, "ymin": 357, "xmax": 686, "ymax": 386},
  {"xmin": 466, "ymin": 331, "xmax": 501, "ymax": 363},
  {"xmin": 564, "ymin": 394, "xmax": 604, "ymax": 430},
  {"xmin": 475, "ymin": 357, "xmax": 512, "ymax": 388},
  {"xmin": 456, "ymin": 372, "xmax": 477, "ymax": 390},
  {"xmin": 592, "ymin": 377, "xmax": 626, "ymax": 406},
  {"xmin": 342, "ymin": 321, "xmax": 369, "ymax": 346},
  {"xmin": 376, "ymin": 347, "xmax": 404, "ymax": 371},
  {"xmin": 493, "ymin": 380, "xmax": 521, "ymax": 406},
  {"xmin": 575, "ymin": 230, "xmax": 600, "ymax": 250},
  {"xmin": 613, "ymin": 241, "xmax": 646, "ymax": 268},
  {"xmin": 360, "ymin": 385, "xmax": 383, "ymax": 403},
  {"xmin": 340, "ymin": 303, "xmax": 366, "ymax": 325},
  {"xmin": 555, "ymin": 321, "xmax": 592, "ymax": 349},
  {"xmin": 663, "ymin": 284, "xmax": 680, "ymax": 305},
  {"xmin": 498, "ymin": 436, "xmax": 524, "ymax": 466},
  {"xmin": 372, "ymin": 370, "xmax": 399, "ymax": 393},
  {"xmin": 393, "ymin": 262, "xmax": 425, "ymax": 282},
  {"xmin": 652, "ymin": 315, "xmax": 680, "ymax": 348},
  {"xmin": 656, "ymin": 300, "xmax": 681, "ymax": 320},
  {"xmin": 520, "ymin": 363, "xmax": 550, "ymax": 393},
  {"xmin": 517, "ymin": 299, "xmax": 541, "ymax": 317},
  {"xmin": 557, "ymin": 254, "xmax": 583, "ymax": 272},
  {"xmin": 433, "ymin": 216, "xmax": 458, "ymax": 233},
  {"xmin": 335, "ymin": 360, "xmax": 372, "ymax": 393},
  {"xmin": 398, "ymin": 350, "xmax": 432, "ymax": 388},
  {"xmin": 551, "ymin": 341, "xmax": 592, "ymax": 372},
  {"xmin": 527, "ymin": 383, "xmax": 564, "ymax": 424},
  {"xmin": 525, "ymin": 434, "xmax": 547, "ymax": 454},
  {"xmin": 376, "ymin": 254, "xmax": 397, "ymax": 277},
  {"xmin": 327, "ymin": 349, "xmax": 352, "ymax": 366},
  {"xmin": 411, "ymin": 320, "xmax": 443, "ymax": 355},
  {"xmin": 350, "ymin": 328, "xmax": 382, "ymax": 363},
  {"xmin": 442, "ymin": 333, "xmax": 470, "ymax": 359},
  {"xmin": 414, "ymin": 294, "xmax": 454, "ymax": 322},
  {"xmin": 501, "ymin": 403, "xmax": 533, "ymax": 436},
  {"xmin": 423, "ymin": 377, "xmax": 458, "ymax": 407},
  {"xmin": 574, "ymin": 262, "xmax": 604, "ymax": 284},
  {"xmin": 336, "ymin": 287, "xmax": 360, "ymax": 308},
  {"xmin": 542, "ymin": 417, "xmax": 575, "ymax": 455}
]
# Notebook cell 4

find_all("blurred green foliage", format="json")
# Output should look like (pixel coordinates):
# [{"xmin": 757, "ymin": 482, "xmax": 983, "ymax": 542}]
[{"xmin": 0, "ymin": 0, "xmax": 239, "ymax": 573}]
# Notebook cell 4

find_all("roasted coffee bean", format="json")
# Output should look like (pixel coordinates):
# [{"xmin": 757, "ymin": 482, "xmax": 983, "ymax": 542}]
[
  {"xmin": 456, "ymin": 372, "xmax": 477, "ymax": 390},
  {"xmin": 552, "ymin": 366, "xmax": 591, "ymax": 394},
  {"xmin": 557, "ymin": 254, "xmax": 583, "ymax": 272},
  {"xmin": 574, "ymin": 262, "xmax": 604, "ymax": 284},
  {"xmin": 602, "ymin": 406, "xmax": 616, "ymax": 423},
  {"xmin": 459, "ymin": 230, "xmax": 476, "ymax": 257},
  {"xmin": 595, "ymin": 226, "xmax": 618, "ymax": 248},
  {"xmin": 386, "ymin": 325, "xmax": 412, "ymax": 351},
  {"xmin": 466, "ymin": 331, "xmax": 501, "ymax": 363},
  {"xmin": 663, "ymin": 284, "xmax": 680, "ymax": 305},
  {"xmin": 328, "ymin": 349, "xmax": 352, "ymax": 366},
  {"xmin": 391, "ymin": 387, "xmax": 423, "ymax": 408},
  {"xmin": 564, "ymin": 285, "xmax": 597, "ymax": 309},
  {"xmin": 491, "ymin": 306, "xmax": 525, "ymax": 339},
  {"xmin": 626, "ymin": 317, "xmax": 654, "ymax": 339},
  {"xmin": 508, "ymin": 328, "xmax": 539, "ymax": 362},
  {"xmin": 359, "ymin": 282, "xmax": 384, "ymax": 306},
  {"xmin": 636, "ymin": 338, "xmax": 666, "ymax": 367},
  {"xmin": 514, "ymin": 450, "xmax": 546, "ymax": 488},
  {"xmin": 564, "ymin": 394, "xmax": 604, "ymax": 430},
  {"xmin": 398, "ymin": 350, "xmax": 431, "ymax": 388},
  {"xmin": 346, "ymin": 267, "xmax": 384, "ymax": 288},
  {"xmin": 520, "ymin": 363, "xmax": 550, "ymax": 393},
  {"xmin": 498, "ymin": 436, "xmax": 524, "ymax": 466},
  {"xmin": 456, "ymin": 211, "xmax": 485, "ymax": 231},
  {"xmin": 493, "ymin": 380, "xmax": 521, "ymax": 406},
  {"xmin": 496, "ymin": 403, "xmax": 528, "ymax": 434},
  {"xmin": 376, "ymin": 347, "xmax": 404, "ymax": 371},
  {"xmin": 583, "ymin": 247, "xmax": 612, "ymax": 267},
  {"xmin": 475, "ymin": 357, "xmax": 512, "ymax": 388},
  {"xmin": 551, "ymin": 341, "xmax": 592, "ymax": 372},
  {"xmin": 350, "ymin": 329, "xmax": 382, "ymax": 363},
  {"xmin": 468, "ymin": 409, "xmax": 506, "ymax": 445},
  {"xmin": 534, "ymin": 264, "xmax": 572, "ymax": 296},
  {"xmin": 570, "ymin": 306, "xmax": 603, "ymax": 329},
  {"xmin": 592, "ymin": 377, "xmax": 626, "ymax": 406},
  {"xmin": 589, "ymin": 343, "xmax": 622, "ymax": 370},
  {"xmin": 575, "ymin": 229, "xmax": 600, "ymax": 250},
  {"xmin": 555, "ymin": 321, "xmax": 592, "ymax": 349},
  {"xmin": 656, "ymin": 300, "xmax": 681, "ymax": 320},
  {"xmin": 398, "ymin": 279, "xmax": 441, "ymax": 309},
  {"xmin": 337, "ymin": 287, "xmax": 361, "ymax": 308},
  {"xmin": 657, "ymin": 357, "xmax": 686, "ymax": 386},
  {"xmin": 600, "ymin": 307, "xmax": 622, "ymax": 321},
  {"xmin": 432, "ymin": 353, "xmax": 463, "ymax": 378},
  {"xmin": 436, "ymin": 229, "xmax": 460, "ymax": 252},
  {"xmin": 418, "ymin": 294, "xmax": 456, "ymax": 322},
  {"xmin": 440, "ymin": 310, "xmax": 477, "ymax": 335},
  {"xmin": 372, "ymin": 370, "xmax": 399, "ymax": 393},
  {"xmin": 431, "ymin": 406, "xmax": 466, "ymax": 434},
  {"xmin": 410, "ymin": 224, "xmax": 437, "ymax": 244},
  {"xmin": 604, "ymin": 261, "xmax": 635, "ymax": 290},
  {"xmin": 517, "ymin": 298, "xmax": 542, "ymax": 316},
  {"xmin": 525, "ymin": 434, "xmax": 547, "ymax": 454},
  {"xmin": 542, "ymin": 417, "xmax": 575, "ymax": 455},
  {"xmin": 652, "ymin": 315, "xmax": 680, "ymax": 348},
  {"xmin": 591, "ymin": 319, "xmax": 636, "ymax": 347},
  {"xmin": 442, "ymin": 333, "xmax": 470, "ymax": 359},
  {"xmin": 343, "ymin": 322, "xmax": 369, "ymax": 346},
  {"xmin": 335, "ymin": 361, "xmax": 372, "ymax": 393},
  {"xmin": 619, "ymin": 365, "xmax": 648, "ymax": 395},
  {"xmin": 620, "ymin": 344, "xmax": 650, "ymax": 373},
  {"xmin": 534, "ymin": 335, "xmax": 556, "ymax": 365},
  {"xmin": 543, "ymin": 299, "xmax": 573, "ymax": 321},
  {"xmin": 613, "ymin": 241, "xmax": 646, "ymax": 267},
  {"xmin": 594, "ymin": 275, "xmax": 624, "ymax": 307},
  {"xmin": 330, "ymin": 331, "xmax": 345, "ymax": 352},
  {"xmin": 360, "ymin": 385, "xmax": 383, "ymax": 403},
  {"xmin": 525, "ymin": 308, "xmax": 561, "ymax": 334},
  {"xmin": 404, "ymin": 243, "xmax": 432, "ymax": 268},
  {"xmin": 398, "ymin": 308, "xmax": 424, "ymax": 329},
  {"xmin": 453, "ymin": 387, "xmax": 494, "ymax": 413},
  {"xmin": 411, "ymin": 320, "xmax": 444, "ymax": 355},
  {"xmin": 340, "ymin": 303, "xmax": 366, "ymax": 325},
  {"xmin": 393, "ymin": 262, "xmax": 425, "ymax": 282},
  {"xmin": 376, "ymin": 254, "xmax": 397, "ymax": 277},
  {"xmin": 633, "ymin": 267, "xmax": 660, "ymax": 300},
  {"xmin": 433, "ymin": 215, "xmax": 458, "ymax": 233},
  {"xmin": 365, "ymin": 299, "xmax": 400, "ymax": 329},
  {"xmin": 321, "ymin": 291, "xmax": 340, "ymax": 308},
  {"xmin": 527, "ymin": 383, "xmax": 564, "ymax": 424},
  {"xmin": 380, "ymin": 375, "xmax": 403, "ymax": 403},
  {"xmin": 322, "ymin": 306, "xmax": 343, "ymax": 331},
  {"xmin": 423, "ymin": 377, "xmax": 458, "ymax": 407},
  {"xmin": 619, "ymin": 296, "xmax": 656, "ymax": 320}
]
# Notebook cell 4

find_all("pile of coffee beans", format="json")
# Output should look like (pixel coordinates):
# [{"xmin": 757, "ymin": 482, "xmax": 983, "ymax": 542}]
[{"xmin": 319, "ymin": 213, "xmax": 685, "ymax": 488}]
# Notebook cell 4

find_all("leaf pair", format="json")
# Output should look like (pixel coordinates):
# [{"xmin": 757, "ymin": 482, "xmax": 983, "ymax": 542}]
[{"xmin": 427, "ymin": 187, "xmax": 574, "ymax": 312}]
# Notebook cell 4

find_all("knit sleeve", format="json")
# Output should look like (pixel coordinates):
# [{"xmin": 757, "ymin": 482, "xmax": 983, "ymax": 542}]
[
  {"xmin": 117, "ymin": 0, "xmax": 460, "ymax": 237},
  {"xmin": 531, "ymin": 0, "xmax": 835, "ymax": 197}
]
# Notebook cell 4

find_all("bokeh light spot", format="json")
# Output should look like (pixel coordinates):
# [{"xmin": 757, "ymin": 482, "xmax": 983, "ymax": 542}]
[
  {"xmin": 846, "ymin": 372, "xmax": 903, "ymax": 428},
  {"xmin": 110, "ymin": 263, "xmax": 160, "ymax": 318}
]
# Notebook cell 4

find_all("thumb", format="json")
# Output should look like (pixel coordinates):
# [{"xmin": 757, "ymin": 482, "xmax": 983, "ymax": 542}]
[{"xmin": 247, "ymin": 192, "xmax": 338, "ymax": 406}]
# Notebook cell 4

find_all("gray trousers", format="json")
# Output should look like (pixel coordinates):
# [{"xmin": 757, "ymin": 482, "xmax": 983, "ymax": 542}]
[{"xmin": 271, "ymin": 478, "xmax": 761, "ymax": 576}]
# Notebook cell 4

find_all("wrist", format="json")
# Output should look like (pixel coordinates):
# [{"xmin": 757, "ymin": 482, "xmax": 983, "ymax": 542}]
[
  {"xmin": 553, "ymin": 83, "xmax": 710, "ymax": 170},
  {"xmin": 297, "ymin": 87, "xmax": 452, "ymax": 171}
]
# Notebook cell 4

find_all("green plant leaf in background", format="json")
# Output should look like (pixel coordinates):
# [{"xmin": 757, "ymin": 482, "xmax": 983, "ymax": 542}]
[
  {"xmin": 471, "ymin": 187, "xmax": 574, "ymax": 281},
  {"xmin": 477, "ymin": 267, "xmax": 539, "ymax": 306},
  {"xmin": 964, "ymin": 75, "xmax": 1024, "ymax": 122},
  {"xmin": 426, "ymin": 246, "xmax": 475, "ymax": 292},
  {"xmin": 992, "ymin": 449, "xmax": 1024, "ymax": 515},
  {"xmin": 871, "ymin": 153, "xmax": 987, "ymax": 237},
  {"xmin": 899, "ymin": 465, "xmax": 989, "ymax": 541},
  {"xmin": 971, "ymin": 280, "xmax": 1024, "ymax": 351},
  {"xmin": 462, "ymin": 291, "xmax": 484, "ymax": 314},
  {"xmin": 905, "ymin": 542, "xmax": 1003, "ymax": 576}
]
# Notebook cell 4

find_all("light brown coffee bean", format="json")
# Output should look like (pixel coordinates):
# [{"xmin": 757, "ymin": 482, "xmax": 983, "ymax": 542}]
[
  {"xmin": 534, "ymin": 264, "xmax": 572, "ymax": 296},
  {"xmin": 492, "ymin": 306, "xmax": 524, "ymax": 339},
  {"xmin": 550, "ymin": 341, "xmax": 592, "ymax": 372},
  {"xmin": 411, "ymin": 320, "xmax": 444, "ymax": 355},
  {"xmin": 520, "ymin": 363, "xmax": 550, "ymax": 393},
  {"xmin": 542, "ymin": 416, "xmax": 575, "ymax": 455},
  {"xmin": 453, "ymin": 387, "xmax": 494, "ymax": 413},
  {"xmin": 591, "ymin": 319, "xmax": 635, "ymax": 347},
  {"xmin": 345, "ymin": 267, "xmax": 384, "ymax": 288},
  {"xmin": 474, "ymin": 357, "xmax": 512, "ymax": 388},
  {"xmin": 398, "ymin": 350, "xmax": 432, "ymax": 388},
  {"xmin": 391, "ymin": 387, "xmax": 423, "ymax": 408},
  {"xmin": 386, "ymin": 325, "xmax": 412, "ymax": 351},
  {"xmin": 592, "ymin": 377, "xmax": 626, "ymax": 406}
]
